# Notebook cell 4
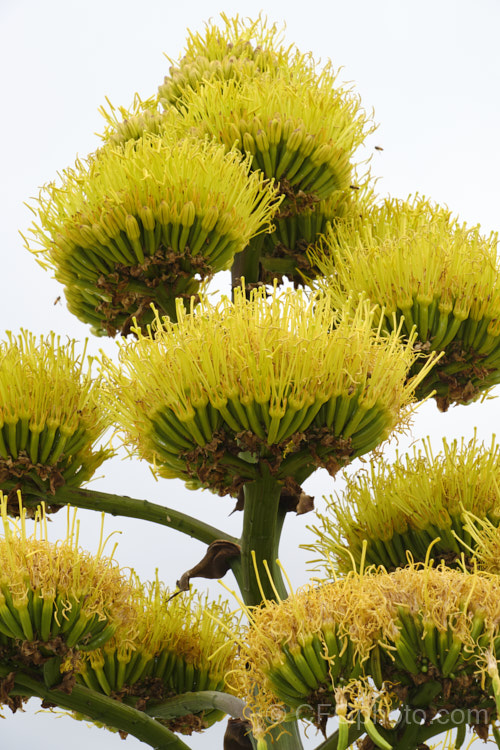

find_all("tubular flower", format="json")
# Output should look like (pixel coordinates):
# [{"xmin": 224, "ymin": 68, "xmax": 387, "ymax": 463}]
[
  {"xmin": 26, "ymin": 133, "xmax": 280, "ymax": 336},
  {"xmin": 306, "ymin": 433, "xmax": 500, "ymax": 574},
  {"xmin": 313, "ymin": 195, "xmax": 500, "ymax": 410},
  {"xmin": 78, "ymin": 581, "xmax": 238, "ymax": 734},
  {"xmin": 0, "ymin": 496, "xmax": 135, "ymax": 671},
  {"xmin": 105, "ymin": 286, "xmax": 436, "ymax": 496},
  {"xmin": 158, "ymin": 14, "xmax": 293, "ymax": 109},
  {"xmin": 0, "ymin": 331, "xmax": 111, "ymax": 511},
  {"xmin": 236, "ymin": 566, "xmax": 500, "ymax": 741},
  {"xmin": 458, "ymin": 513, "xmax": 500, "ymax": 576}
]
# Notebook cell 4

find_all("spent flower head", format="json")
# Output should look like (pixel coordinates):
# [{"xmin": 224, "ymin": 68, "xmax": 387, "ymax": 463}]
[{"xmin": 236, "ymin": 564, "xmax": 500, "ymax": 737}]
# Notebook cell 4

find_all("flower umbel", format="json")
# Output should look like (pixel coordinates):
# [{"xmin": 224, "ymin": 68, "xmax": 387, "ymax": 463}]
[
  {"xmin": 26, "ymin": 133, "xmax": 280, "ymax": 336},
  {"xmin": 0, "ymin": 496, "xmax": 134, "ymax": 667},
  {"xmin": 105, "ymin": 286, "xmax": 435, "ymax": 496},
  {"xmin": 78, "ymin": 580, "xmax": 238, "ymax": 733},
  {"xmin": 236, "ymin": 565, "xmax": 500, "ymax": 739},
  {"xmin": 314, "ymin": 195, "xmax": 500, "ymax": 410},
  {"xmin": 158, "ymin": 13, "xmax": 291, "ymax": 108},
  {"xmin": 306, "ymin": 432, "xmax": 500, "ymax": 574},
  {"xmin": 0, "ymin": 330, "xmax": 111, "ymax": 510}
]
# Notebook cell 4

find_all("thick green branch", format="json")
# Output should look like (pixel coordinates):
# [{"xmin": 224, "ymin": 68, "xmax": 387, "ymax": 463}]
[
  {"xmin": 240, "ymin": 466, "xmax": 288, "ymax": 606},
  {"xmin": 12, "ymin": 672, "xmax": 191, "ymax": 750},
  {"xmin": 47, "ymin": 486, "xmax": 238, "ymax": 546},
  {"xmin": 145, "ymin": 691, "xmax": 246, "ymax": 720},
  {"xmin": 313, "ymin": 724, "xmax": 366, "ymax": 750}
]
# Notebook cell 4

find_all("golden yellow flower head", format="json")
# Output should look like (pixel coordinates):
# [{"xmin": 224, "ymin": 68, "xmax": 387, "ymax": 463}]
[
  {"xmin": 158, "ymin": 14, "xmax": 292, "ymax": 108},
  {"xmin": 0, "ymin": 496, "xmax": 134, "ymax": 662},
  {"xmin": 105, "ymin": 286, "xmax": 435, "ymax": 496},
  {"xmin": 97, "ymin": 93, "xmax": 170, "ymax": 146},
  {"xmin": 237, "ymin": 565, "xmax": 500, "ymax": 738},
  {"xmin": 160, "ymin": 15, "xmax": 375, "ymax": 290},
  {"xmin": 307, "ymin": 432, "xmax": 500, "ymax": 574},
  {"xmin": 179, "ymin": 67, "xmax": 373, "ymax": 202},
  {"xmin": 26, "ymin": 133, "xmax": 280, "ymax": 336},
  {"xmin": 314, "ymin": 195, "xmax": 500, "ymax": 410},
  {"xmin": 0, "ymin": 331, "xmax": 111, "ymax": 509},
  {"xmin": 78, "ymin": 578, "xmax": 238, "ymax": 732}
]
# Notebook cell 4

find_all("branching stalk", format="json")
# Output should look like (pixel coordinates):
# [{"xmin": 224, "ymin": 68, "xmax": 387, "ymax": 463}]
[{"xmin": 34, "ymin": 486, "xmax": 237, "ymax": 546}]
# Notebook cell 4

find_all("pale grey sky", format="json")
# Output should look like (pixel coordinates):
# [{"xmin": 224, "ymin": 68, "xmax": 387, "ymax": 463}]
[{"xmin": 0, "ymin": 0, "xmax": 499, "ymax": 747}]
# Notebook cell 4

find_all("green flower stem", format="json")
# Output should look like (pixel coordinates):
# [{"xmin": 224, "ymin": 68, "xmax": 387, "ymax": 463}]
[
  {"xmin": 45, "ymin": 486, "xmax": 238, "ymax": 547},
  {"xmin": 313, "ymin": 724, "xmax": 366, "ymax": 750},
  {"xmin": 231, "ymin": 235, "xmax": 264, "ymax": 290},
  {"xmin": 267, "ymin": 721, "xmax": 306, "ymax": 750},
  {"xmin": 152, "ymin": 285, "xmax": 183, "ymax": 321},
  {"xmin": 391, "ymin": 711, "xmax": 422, "ymax": 750},
  {"xmin": 11, "ymin": 671, "xmax": 192, "ymax": 750},
  {"xmin": 416, "ymin": 713, "xmax": 470, "ymax": 746},
  {"xmin": 240, "ymin": 466, "xmax": 288, "ymax": 606},
  {"xmin": 145, "ymin": 690, "xmax": 246, "ymax": 720}
]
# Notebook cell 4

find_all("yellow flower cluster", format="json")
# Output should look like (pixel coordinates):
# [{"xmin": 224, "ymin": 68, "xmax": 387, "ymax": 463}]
[
  {"xmin": 237, "ymin": 565, "xmax": 500, "ymax": 740},
  {"xmin": 26, "ymin": 134, "xmax": 280, "ymax": 336},
  {"xmin": 0, "ymin": 331, "xmax": 111, "ymax": 505},
  {"xmin": 0, "ymin": 498, "xmax": 238, "ymax": 733},
  {"xmin": 314, "ymin": 196, "xmax": 500, "ymax": 409},
  {"xmin": 79, "ymin": 583, "xmax": 238, "ymax": 730},
  {"xmin": 0, "ymin": 497, "xmax": 133, "ymax": 653},
  {"xmin": 308, "ymin": 432, "xmax": 500, "ymax": 573},
  {"xmin": 158, "ymin": 13, "xmax": 291, "ymax": 108},
  {"xmin": 179, "ymin": 66, "xmax": 372, "ymax": 199},
  {"xmin": 105, "ymin": 286, "xmax": 435, "ymax": 495}
]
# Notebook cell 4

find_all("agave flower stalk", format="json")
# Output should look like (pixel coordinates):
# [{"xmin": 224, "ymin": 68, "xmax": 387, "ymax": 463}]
[
  {"xmin": 306, "ymin": 432, "xmax": 500, "ymax": 574},
  {"xmin": 26, "ymin": 133, "xmax": 280, "ymax": 336},
  {"xmin": 313, "ymin": 196, "xmax": 500, "ymax": 410},
  {"xmin": 5, "ymin": 670, "xmax": 192, "ymax": 750},
  {"xmin": 0, "ymin": 331, "xmax": 111, "ymax": 509},
  {"xmin": 236, "ymin": 565, "xmax": 500, "ymax": 746}
]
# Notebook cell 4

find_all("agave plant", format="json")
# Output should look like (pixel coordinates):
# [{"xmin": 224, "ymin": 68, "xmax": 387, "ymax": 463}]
[{"xmin": 5, "ymin": 13, "xmax": 500, "ymax": 750}]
